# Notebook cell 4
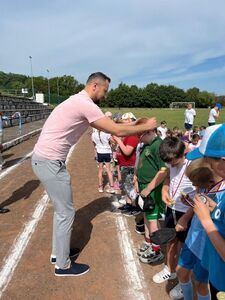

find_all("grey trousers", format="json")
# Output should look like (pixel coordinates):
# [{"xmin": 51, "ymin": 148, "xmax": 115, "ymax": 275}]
[{"xmin": 31, "ymin": 153, "xmax": 75, "ymax": 268}]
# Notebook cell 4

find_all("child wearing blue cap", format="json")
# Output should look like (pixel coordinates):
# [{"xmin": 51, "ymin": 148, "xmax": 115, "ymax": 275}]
[{"xmin": 187, "ymin": 123, "xmax": 225, "ymax": 298}]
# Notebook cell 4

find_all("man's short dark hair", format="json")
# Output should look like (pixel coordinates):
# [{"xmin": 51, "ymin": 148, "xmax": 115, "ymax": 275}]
[
  {"xmin": 86, "ymin": 72, "xmax": 111, "ymax": 84},
  {"xmin": 159, "ymin": 137, "xmax": 185, "ymax": 162}
]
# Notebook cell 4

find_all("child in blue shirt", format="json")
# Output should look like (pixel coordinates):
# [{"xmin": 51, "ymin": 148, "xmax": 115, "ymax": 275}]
[{"xmin": 187, "ymin": 124, "xmax": 225, "ymax": 298}]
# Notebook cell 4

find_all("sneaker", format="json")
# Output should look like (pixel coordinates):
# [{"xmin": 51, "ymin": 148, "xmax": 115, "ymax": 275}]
[
  {"xmin": 119, "ymin": 203, "xmax": 132, "ymax": 211},
  {"xmin": 0, "ymin": 207, "xmax": 10, "ymax": 214},
  {"xmin": 98, "ymin": 186, "xmax": 104, "ymax": 193},
  {"xmin": 137, "ymin": 241, "xmax": 151, "ymax": 256},
  {"xmin": 118, "ymin": 196, "xmax": 127, "ymax": 205},
  {"xmin": 105, "ymin": 186, "xmax": 115, "ymax": 194},
  {"xmin": 135, "ymin": 225, "xmax": 145, "ymax": 235},
  {"xmin": 136, "ymin": 218, "xmax": 144, "ymax": 227},
  {"xmin": 50, "ymin": 248, "xmax": 80, "ymax": 264},
  {"xmin": 139, "ymin": 248, "xmax": 164, "ymax": 264},
  {"xmin": 169, "ymin": 283, "xmax": 183, "ymax": 300},
  {"xmin": 122, "ymin": 207, "xmax": 141, "ymax": 217},
  {"xmin": 55, "ymin": 262, "xmax": 90, "ymax": 277},
  {"xmin": 152, "ymin": 265, "xmax": 177, "ymax": 283}
]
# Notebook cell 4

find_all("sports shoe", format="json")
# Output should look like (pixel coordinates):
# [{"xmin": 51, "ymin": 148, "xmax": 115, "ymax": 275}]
[
  {"xmin": 137, "ymin": 241, "xmax": 151, "ymax": 256},
  {"xmin": 50, "ymin": 248, "xmax": 80, "ymax": 264},
  {"xmin": 122, "ymin": 207, "xmax": 141, "ymax": 217},
  {"xmin": 135, "ymin": 225, "xmax": 145, "ymax": 235},
  {"xmin": 55, "ymin": 262, "xmax": 90, "ymax": 277},
  {"xmin": 139, "ymin": 248, "xmax": 164, "ymax": 264},
  {"xmin": 98, "ymin": 186, "xmax": 104, "ymax": 193},
  {"xmin": 118, "ymin": 196, "xmax": 127, "ymax": 205},
  {"xmin": 0, "ymin": 207, "xmax": 10, "ymax": 214},
  {"xmin": 136, "ymin": 218, "xmax": 144, "ymax": 227},
  {"xmin": 105, "ymin": 186, "xmax": 115, "ymax": 194},
  {"xmin": 169, "ymin": 283, "xmax": 183, "ymax": 300},
  {"xmin": 152, "ymin": 265, "xmax": 177, "ymax": 283}
]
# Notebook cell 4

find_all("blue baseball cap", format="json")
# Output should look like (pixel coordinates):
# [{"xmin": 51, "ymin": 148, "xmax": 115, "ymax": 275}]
[{"xmin": 187, "ymin": 124, "xmax": 225, "ymax": 160}]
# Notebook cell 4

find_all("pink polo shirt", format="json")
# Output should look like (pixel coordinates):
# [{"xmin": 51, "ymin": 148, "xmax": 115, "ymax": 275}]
[{"xmin": 34, "ymin": 90, "xmax": 104, "ymax": 160}]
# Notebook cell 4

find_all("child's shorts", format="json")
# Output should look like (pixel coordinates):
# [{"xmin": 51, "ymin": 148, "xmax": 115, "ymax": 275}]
[
  {"xmin": 178, "ymin": 243, "xmax": 209, "ymax": 284},
  {"xmin": 97, "ymin": 153, "xmax": 111, "ymax": 163},
  {"xmin": 165, "ymin": 207, "xmax": 191, "ymax": 243},
  {"xmin": 139, "ymin": 183, "xmax": 165, "ymax": 221}
]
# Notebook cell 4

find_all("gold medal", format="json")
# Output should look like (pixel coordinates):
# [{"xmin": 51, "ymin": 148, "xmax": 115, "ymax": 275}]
[{"xmin": 217, "ymin": 292, "xmax": 225, "ymax": 300}]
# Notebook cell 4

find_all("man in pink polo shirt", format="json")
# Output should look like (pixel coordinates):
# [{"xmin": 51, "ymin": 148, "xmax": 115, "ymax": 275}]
[{"xmin": 32, "ymin": 72, "xmax": 157, "ymax": 277}]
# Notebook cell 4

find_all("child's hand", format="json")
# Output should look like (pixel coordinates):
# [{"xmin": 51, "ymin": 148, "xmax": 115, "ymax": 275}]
[
  {"xmin": 193, "ymin": 195, "xmax": 211, "ymax": 223},
  {"xmin": 140, "ymin": 187, "xmax": 151, "ymax": 198},
  {"xmin": 162, "ymin": 190, "xmax": 174, "ymax": 206},
  {"xmin": 112, "ymin": 136, "xmax": 120, "ymax": 143},
  {"xmin": 175, "ymin": 215, "xmax": 188, "ymax": 232}
]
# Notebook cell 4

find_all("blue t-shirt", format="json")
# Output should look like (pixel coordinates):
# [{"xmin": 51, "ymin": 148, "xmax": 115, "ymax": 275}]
[
  {"xmin": 185, "ymin": 215, "xmax": 206, "ymax": 260},
  {"xmin": 185, "ymin": 190, "xmax": 217, "ymax": 260},
  {"xmin": 201, "ymin": 188, "xmax": 225, "ymax": 291}
]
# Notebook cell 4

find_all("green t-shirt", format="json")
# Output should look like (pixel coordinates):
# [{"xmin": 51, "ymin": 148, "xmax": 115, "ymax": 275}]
[{"xmin": 136, "ymin": 136, "xmax": 165, "ymax": 184}]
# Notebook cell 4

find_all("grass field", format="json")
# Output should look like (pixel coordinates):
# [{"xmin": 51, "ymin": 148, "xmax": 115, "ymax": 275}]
[{"xmin": 102, "ymin": 108, "xmax": 225, "ymax": 129}]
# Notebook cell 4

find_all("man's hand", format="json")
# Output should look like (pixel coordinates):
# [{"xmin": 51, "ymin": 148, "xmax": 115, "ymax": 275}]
[{"xmin": 143, "ymin": 118, "xmax": 157, "ymax": 131}]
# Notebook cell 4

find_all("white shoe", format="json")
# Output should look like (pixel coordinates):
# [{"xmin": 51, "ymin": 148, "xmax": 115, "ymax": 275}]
[
  {"xmin": 111, "ymin": 200, "xmax": 123, "ymax": 208},
  {"xmin": 169, "ymin": 283, "xmax": 183, "ymax": 300},
  {"xmin": 105, "ymin": 187, "xmax": 115, "ymax": 194},
  {"xmin": 152, "ymin": 265, "xmax": 176, "ymax": 284},
  {"xmin": 118, "ymin": 196, "xmax": 127, "ymax": 205},
  {"xmin": 98, "ymin": 186, "xmax": 104, "ymax": 193}
]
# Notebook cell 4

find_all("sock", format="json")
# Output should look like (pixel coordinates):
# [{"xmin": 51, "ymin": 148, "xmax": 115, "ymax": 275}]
[
  {"xmin": 197, "ymin": 293, "xmax": 210, "ymax": 300},
  {"xmin": 152, "ymin": 243, "xmax": 161, "ymax": 252},
  {"xmin": 145, "ymin": 237, "xmax": 151, "ymax": 244},
  {"xmin": 180, "ymin": 280, "xmax": 193, "ymax": 300}
]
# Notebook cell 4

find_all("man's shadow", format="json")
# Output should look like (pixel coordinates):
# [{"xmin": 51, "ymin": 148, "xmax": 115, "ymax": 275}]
[
  {"xmin": 71, "ymin": 196, "xmax": 112, "ymax": 252},
  {"xmin": 0, "ymin": 180, "xmax": 40, "ymax": 207}
]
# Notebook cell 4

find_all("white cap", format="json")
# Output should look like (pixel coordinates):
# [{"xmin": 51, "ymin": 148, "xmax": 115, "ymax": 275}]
[{"xmin": 121, "ymin": 112, "xmax": 136, "ymax": 120}]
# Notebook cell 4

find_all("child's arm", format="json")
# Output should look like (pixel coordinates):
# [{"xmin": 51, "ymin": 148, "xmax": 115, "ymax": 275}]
[
  {"xmin": 140, "ymin": 168, "xmax": 168, "ymax": 197},
  {"xmin": 194, "ymin": 195, "xmax": 225, "ymax": 261},
  {"xmin": 175, "ymin": 207, "xmax": 194, "ymax": 232},
  {"xmin": 113, "ymin": 136, "xmax": 135, "ymax": 156}
]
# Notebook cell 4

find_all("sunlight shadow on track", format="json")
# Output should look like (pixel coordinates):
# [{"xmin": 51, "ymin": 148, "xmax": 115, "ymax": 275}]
[
  {"xmin": 0, "ymin": 180, "xmax": 40, "ymax": 208},
  {"xmin": 70, "ymin": 196, "xmax": 111, "ymax": 251}
]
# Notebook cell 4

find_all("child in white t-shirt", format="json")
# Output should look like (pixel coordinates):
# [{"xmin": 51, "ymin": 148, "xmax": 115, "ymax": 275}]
[
  {"xmin": 91, "ymin": 128, "xmax": 114, "ymax": 193},
  {"xmin": 152, "ymin": 137, "xmax": 196, "ymax": 285}
]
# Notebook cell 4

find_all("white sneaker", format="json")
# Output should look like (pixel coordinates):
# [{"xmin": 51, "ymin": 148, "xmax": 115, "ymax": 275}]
[
  {"xmin": 111, "ymin": 200, "xmax": 124, "ymax": 208},
  {"xmin": 169, "ymin": 283, "xmax": 183, "ymax": 300},
  {"xmin": 152, "ymin": 265, "xmax": 177, "ymax": 284},
  {"xmin": 118, "ymin": 196, "xmax": 127, "ymax": 205},
  {"xmin": 98, "ymin": 186, "xmax": 104, "ymax": 193},
  {"xmin": 105, "ymin": 187, "xmax": 115, "ymax": 194}
]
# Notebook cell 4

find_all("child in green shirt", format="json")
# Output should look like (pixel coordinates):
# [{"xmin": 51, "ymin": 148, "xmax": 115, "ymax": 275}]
[{"xmin": 134, "ymin": 121, "xmax": 167, "ymax": 264}]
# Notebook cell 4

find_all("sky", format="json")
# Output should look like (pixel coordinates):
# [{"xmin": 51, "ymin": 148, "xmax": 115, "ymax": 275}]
[{"xmin": 1, "ymin": 0, "xmax": 225, "ymax": 94}]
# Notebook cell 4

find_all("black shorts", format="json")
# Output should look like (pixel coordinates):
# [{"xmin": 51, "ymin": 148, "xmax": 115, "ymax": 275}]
[
  {"xmin": 184, "ymin": 123, "xmax": 192, "ymax": 130},
  {"xmin": 97, "ymin": 153, "xmax": 111, "ymax": 163},
  {"xmin": 164, "ymin": 207, "xmax": 191, "ymax": 243}
]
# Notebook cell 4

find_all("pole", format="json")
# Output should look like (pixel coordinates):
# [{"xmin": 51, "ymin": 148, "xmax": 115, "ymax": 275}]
[
  {"xmin": 57, "ymin": 77, "xmax": 60, "ymax": 103},
  {"xmin": 29, "ymin": 56, "xmax": 35, "ymax": 101},
  {"xmin": 47, "ymin": 69, "xmax": 51, "ymax": 105}
]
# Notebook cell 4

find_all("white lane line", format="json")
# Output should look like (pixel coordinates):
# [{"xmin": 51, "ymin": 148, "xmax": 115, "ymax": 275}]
[
  {"xmin": 0, "ymin": 145, "xmax": 76, "ymax": 298},
  {"xmin": 115, "ymin": 215, "xmax": 151, "ymax": 300},
  {"xmin": 0, "ymin": 151, "xmax": 33, "ymax": 180},
  {"xmin": 0, "ymin": 193, "xmax": 49, "ymax": 298}
]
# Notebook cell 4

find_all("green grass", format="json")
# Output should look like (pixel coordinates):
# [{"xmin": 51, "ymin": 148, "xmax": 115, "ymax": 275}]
[{"xmin": 102, "ymin": 108, "xmax": 225, "ymax": 129}]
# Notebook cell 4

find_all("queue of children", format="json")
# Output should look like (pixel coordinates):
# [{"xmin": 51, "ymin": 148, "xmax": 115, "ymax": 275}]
[{"xmin": 91, "ymin": 110, "xmax": 225, "ymax": 299}]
